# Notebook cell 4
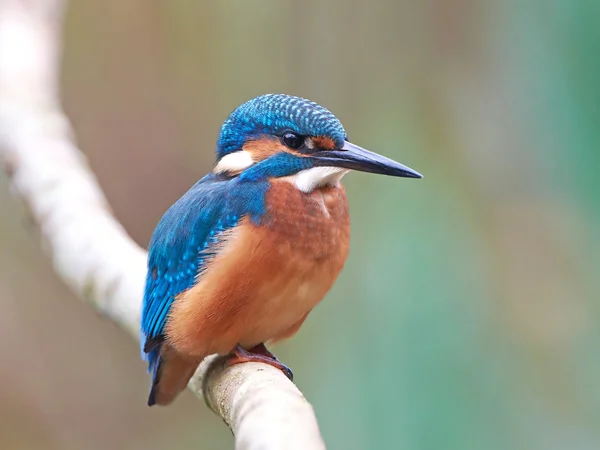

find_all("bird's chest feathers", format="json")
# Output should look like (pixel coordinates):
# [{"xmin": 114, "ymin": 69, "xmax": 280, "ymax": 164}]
[
  {"xmin": 262, "ymin": 180, "xmax": 350, "ymax": 261},
  {"xmin": 232, "ymin": 182, "xmax": 350, "ymax": 344},
  {"xmin": 244, "ymin": 181, "xmax": 351, "ymax": 304}
]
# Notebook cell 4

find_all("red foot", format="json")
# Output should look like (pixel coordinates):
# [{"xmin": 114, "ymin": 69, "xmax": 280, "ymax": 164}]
[{"xmin": 225, "ymin": 344, "xmax": 294, "ymax": 381}]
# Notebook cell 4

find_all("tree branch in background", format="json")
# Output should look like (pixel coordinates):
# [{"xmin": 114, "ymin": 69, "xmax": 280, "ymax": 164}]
[{"xmin": 0, "ymin": 1, "xmax": 326, "ymax": 449}]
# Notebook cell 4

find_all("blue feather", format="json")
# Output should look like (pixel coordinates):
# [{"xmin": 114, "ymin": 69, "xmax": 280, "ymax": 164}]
[{"xmin": 140, "ymin": 173, "xmax": 270, "ymax": 372}]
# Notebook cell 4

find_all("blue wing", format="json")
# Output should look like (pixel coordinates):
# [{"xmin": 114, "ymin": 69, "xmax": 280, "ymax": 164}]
[{"xmin": 140, "ymin": 173, "xmax": 269, "ymax": 372}]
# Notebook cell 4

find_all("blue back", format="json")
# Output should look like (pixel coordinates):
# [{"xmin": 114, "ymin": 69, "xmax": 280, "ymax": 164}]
[{"xmin": 140, "ymin": 174, "xmax": 269, "ymax": 369}]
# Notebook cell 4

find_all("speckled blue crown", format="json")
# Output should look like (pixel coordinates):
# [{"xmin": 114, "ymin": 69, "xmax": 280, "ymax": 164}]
[{"xmin": 216, "ymin": 94, "xmax": 347, "ymax": 159}]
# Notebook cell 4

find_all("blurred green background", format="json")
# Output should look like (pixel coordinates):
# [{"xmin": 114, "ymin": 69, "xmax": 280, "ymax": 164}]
[{"xmin": 1, "ymin": 1, "xmax": 599, "ymax": 449}]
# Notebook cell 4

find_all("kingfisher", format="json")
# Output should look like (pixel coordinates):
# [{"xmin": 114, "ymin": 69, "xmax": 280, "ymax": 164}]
[{"xmin": 140, "ymin": 94, "xmax": 422, "ymax": 406}]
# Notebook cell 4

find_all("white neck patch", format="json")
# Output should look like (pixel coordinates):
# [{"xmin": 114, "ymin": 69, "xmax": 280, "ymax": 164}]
[
  {"xmin": 213, "ymin": 150, "xmax": 254, "ymax": 174},
  {"xmin": 284, "ymin": 166, "xmax": 349, "ymax": 193}
]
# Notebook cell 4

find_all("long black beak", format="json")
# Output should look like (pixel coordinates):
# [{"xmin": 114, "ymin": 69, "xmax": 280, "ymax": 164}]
[{"xmin": 311, "ymin": 141, "xmax": 423, "ymax": 178}]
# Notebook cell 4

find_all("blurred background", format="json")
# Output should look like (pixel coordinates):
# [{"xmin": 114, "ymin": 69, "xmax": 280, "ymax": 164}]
[{"xmin": 1, "ymin": 1, "xmax": 599, "ymax": 449}]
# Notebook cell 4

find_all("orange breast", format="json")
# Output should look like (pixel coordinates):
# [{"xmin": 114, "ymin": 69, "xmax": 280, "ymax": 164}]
[{"xmin": 165, "ymin": 181, "xmax": 350, "ymax": 357}]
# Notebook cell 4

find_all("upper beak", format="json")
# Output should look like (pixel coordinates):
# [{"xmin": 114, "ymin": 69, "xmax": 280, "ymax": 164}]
[{"xmin": 310, "ymin": 141, "xmax": 423, "ymax": 178}]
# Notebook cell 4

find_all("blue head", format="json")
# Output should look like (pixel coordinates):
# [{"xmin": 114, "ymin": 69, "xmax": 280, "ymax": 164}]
[
  {"xmin": 217, "ymin": 94, "xmax": 347, "ymax": 159},
  {"xmin": 214, "ymin": 94, "xmax": 421, "ymax": 190}
]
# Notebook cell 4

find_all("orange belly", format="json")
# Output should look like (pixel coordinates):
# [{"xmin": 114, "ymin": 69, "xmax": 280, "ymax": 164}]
[{"xmin": 165, "ymin": 181, "xmax": 350, "ymax": 357}]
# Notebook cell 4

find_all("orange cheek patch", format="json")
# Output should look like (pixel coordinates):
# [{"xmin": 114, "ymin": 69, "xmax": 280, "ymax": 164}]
[
  {"xmin": 312, "ymin": 136, "xmax": 336, "ymax": 150},
  {"xmin": 243, "ymin": 137, "xmax": 287, "ymax": 161}
]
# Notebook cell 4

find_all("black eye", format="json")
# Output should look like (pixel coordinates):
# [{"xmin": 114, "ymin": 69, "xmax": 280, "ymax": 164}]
[{"xmin": 282, "ymin": 132, "xmax": 304, "ymax": 149}]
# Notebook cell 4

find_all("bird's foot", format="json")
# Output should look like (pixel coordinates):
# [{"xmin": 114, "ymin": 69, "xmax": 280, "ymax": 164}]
[{"xmin": 225, "ymin": 344, "xmax": 294, "ymax": 381}]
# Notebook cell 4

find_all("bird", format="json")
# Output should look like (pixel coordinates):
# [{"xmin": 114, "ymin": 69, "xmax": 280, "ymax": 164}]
[{"xmin": 140, "ymin": 93, "xmax": 422, "ymax": 406}]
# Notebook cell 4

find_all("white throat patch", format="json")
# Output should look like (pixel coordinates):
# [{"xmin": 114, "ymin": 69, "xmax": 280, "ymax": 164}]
[
  {"xmin": 284, "ymin": 166, "xmax": 349, "ymax": 193},
  {"xmin": 213, "ymin": 150, "xmax": 254, "ymax": 174}
]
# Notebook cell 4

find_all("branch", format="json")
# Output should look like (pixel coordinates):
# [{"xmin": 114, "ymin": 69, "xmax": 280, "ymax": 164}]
[{"xmin": 0, "ymin": 2, "xmax": 326, "ymax": 449}]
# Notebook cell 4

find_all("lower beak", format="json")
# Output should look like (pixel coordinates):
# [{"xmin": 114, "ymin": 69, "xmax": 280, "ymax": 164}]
[{"xmin": 311, "ymin": 141, "xmax": 423, "ymax": 178}]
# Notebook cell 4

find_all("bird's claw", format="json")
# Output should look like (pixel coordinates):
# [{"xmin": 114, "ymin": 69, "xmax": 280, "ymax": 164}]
[{"xmin": 225, "ymin": 344, "xmax": 294, "ymax": 382}]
